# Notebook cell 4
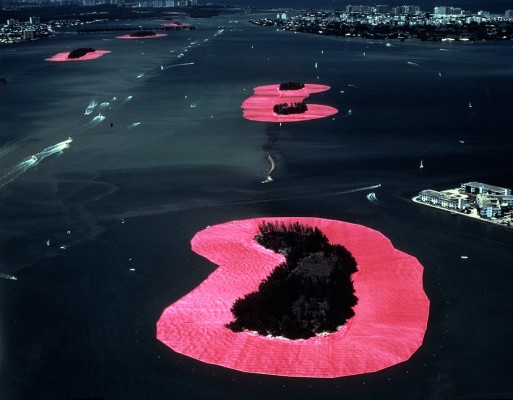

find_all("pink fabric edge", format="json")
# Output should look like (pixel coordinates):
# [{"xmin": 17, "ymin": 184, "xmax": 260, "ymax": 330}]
[
  {"xmin": 157, "ymin": 217, "xmax": 430, "ymax": 378},
  {"xmin": 241, "ymin": 84, "xmax": 338, "ymax": 122}
]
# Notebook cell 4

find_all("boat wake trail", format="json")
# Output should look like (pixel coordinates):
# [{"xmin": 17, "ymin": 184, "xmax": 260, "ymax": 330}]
[
  {"xmin": 261, "ymin": 154, "xmax": 276, "ymax": 183},
  {"xmin": 127, "ymin": 122, "xmax": 141, "ymax": 129},
  {"xmin": 0, "ymin": 137, "xmax": 72, "ymax": 188},
  {"xmin": 407, "ymin": 61, "xmax": 422, "ymax": 67},
  {"xmin": 341, "ymin": 183, "xmax": 381, "ymax": 195},
  {"xmin": 97, "ymin": 101, "xmax": 110, "ymax": 111},
  {"xmin": 0, "ymin": 272, "xmax": 17, "ymax": 280},
  {"xmin": 0, "ymin": 138, "xmax": 25, "ymax": 159},
  {"xmin": 0, "ymin": 156, "xmax": 39, "ymax": 188},
  {"xmin": 170, "ymin": 62, "xmax": 195, "ymax": 68},
  {"xmin": 366, "ymin": 192, "xmax": 378, "ymax": 203},
  {"xmin": 84, "ymin": 99, "xmax": 97, "ymax": 115},
  {"xmin": 85, "ymin": 113, "xmax": 105, "ymax": 127}
]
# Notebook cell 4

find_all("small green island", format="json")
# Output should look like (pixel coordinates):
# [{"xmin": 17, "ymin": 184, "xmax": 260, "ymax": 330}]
[
  {"xmin": 226, "ymin": 221, "xmax": 358, "ymax": 340},
  {"xmin": 273, "ymin": 101, "xmax": 308, "ymax": 115},
  {"xmin": 67, "ymin": 48, "xmax": 95, "ymax": 59},
  {"xmin": 279, "ymin": 82, "xmax": 305, "ymax": 91},
  {"xmin": 129, "ymin": 30, "xmax": 156, "ymax": 37}
]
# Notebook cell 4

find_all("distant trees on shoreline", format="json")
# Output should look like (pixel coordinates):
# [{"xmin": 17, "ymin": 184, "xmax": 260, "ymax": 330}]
[
  {"xmin": 279, "ymin": 82, "xmax": 305, "ymax": 91},
  {"xmin": 67, "ymin": 47, "xmax": 95, "ymax": 59},
  {"xmin": 226, "ymin": 221, "xmax": 359, "ymax": 340},
  {"xmin": 273, "ymin": 101, "xmax": 308, "ymax": 115}
]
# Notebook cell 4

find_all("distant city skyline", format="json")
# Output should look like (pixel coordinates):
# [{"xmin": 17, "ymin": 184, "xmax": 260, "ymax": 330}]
[
  {"xmin": 203, "ymin": 0, "xmax": 513, "ymax": 13},
  {"xmin": 1, "ymin": 0, "xmax": 512, "ymax": 13}
]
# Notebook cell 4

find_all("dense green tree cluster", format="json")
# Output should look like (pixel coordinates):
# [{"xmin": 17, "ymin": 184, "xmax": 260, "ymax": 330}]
[
  {"xmin": 67, "ymin": 48, "xmax": 95, "ymax": 59},
  {"xmin": 226, "ymin": 221, "xmax": 358, "ymax": 340},
  {"xmin": 279, "ymin": 82, "xmax": 305, "ymax": 91},
  {"xmin": 273, "ymin": 102, "xmax": 308, "ymax": 115},
  {"xmin": 129, "ymin": 30, "xmax": 156, "ymax": 37}
]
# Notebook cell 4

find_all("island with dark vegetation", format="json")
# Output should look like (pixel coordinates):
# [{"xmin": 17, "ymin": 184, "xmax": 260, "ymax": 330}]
[
  {"xmin": 279, "ymin": 82, "xmax": 305, "ymax": 91},
  {"xmin": 226, "ymin": 221, "xmax": 358, "ymax": 340},
  {"xmin": 273, "ymin": 101, "xmax": 308, "ymax": 115},
  {"xmin": 129, "ymin": 30, "xmax": 156, "ymax": 37},
  {"xmin": 67, "ymin": 48, "xmax": 95, "ymax": 59}
]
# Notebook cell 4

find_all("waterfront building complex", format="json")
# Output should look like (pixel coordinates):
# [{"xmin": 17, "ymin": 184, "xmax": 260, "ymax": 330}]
[
  {"xmin": 418, "ymin": 189, "xmax": 468, "ymax": 210},
  {"xmin": 414, "ymin": 182, "xmax": 513, "ymax": 225}
]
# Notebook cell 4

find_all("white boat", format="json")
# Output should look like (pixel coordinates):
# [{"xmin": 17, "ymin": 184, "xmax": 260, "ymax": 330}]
[{"xmin": 420, "ymin": 160, "xmax": 424, "ymax": 169}]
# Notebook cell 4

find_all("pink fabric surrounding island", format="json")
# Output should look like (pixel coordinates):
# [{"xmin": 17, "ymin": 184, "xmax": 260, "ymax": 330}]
[
  {"xmin": 45, "ymin": 50, "xmax": 111, "ymax": 62},
  {"xmin": 241, "ymin": 84, "xmax": 338, "ymax": 122},
  {"xmin": 116, "ymin": 33, "xmax": 167, "ymax": 39},
  {"xmin": 157, "ymin": 217, "xmax": 430, "ymax": 378}
]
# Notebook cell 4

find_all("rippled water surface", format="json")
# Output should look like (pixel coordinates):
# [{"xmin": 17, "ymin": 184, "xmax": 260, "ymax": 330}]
[{"xmin": 1, "ymin": 13, "xmax": 513, "ymax": 400}]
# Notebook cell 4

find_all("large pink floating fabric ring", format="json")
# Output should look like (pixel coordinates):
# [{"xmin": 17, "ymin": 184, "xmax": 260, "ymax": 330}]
[
  {"xmin": 157, "ymin": 217, "xmax": 430, "ymax": 378},
  {"xmin": 45, "ymin": 50, "xmax": 111, "ymax": 62},
  {"xmin": 241, "ymin": 84, "xmax": 338, "ymax": 122}
]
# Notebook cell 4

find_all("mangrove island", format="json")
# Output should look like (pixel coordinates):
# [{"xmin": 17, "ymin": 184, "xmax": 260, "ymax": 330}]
[
  {"xmin": 129, "ymin": 30, "xmax": 156, "ymax": 37},
  {"xmin": 226, "ymin": 221, "xmax": 358, "ymax": 340},
  {"xmin": 273, "ymin": 101, "xmax": 308, "ymax": 115},
  {"xmin": 279, "ymin": 82, "xmax": 305, "ymax": 91},
  {"xmin": 67, "ymin": 48, "xmax": 95, "ymax": 59}
]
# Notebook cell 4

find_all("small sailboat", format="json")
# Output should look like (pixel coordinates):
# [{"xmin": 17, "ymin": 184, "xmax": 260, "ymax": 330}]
[
  {"xmin": 468, "ymin": 102, "xmax": 472, "ymax": 108},
  {"xmin": 420, "ymin": 160, "xmax": 424, "ymax": 169},
  {"xmin": 314, "ymin": 62, "xmax": 318, "ymax": 69}
]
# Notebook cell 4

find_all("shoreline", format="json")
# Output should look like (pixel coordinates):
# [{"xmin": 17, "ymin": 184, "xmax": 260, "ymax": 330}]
[{"xmin": 411, "ymin": 196, "xmax": 512, "ymax": 230}]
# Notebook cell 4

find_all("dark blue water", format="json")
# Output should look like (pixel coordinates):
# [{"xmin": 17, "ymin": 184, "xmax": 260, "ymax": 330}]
[{"xmin": 1, "ymin": 13, "xmax": 513, "ymax": 400}]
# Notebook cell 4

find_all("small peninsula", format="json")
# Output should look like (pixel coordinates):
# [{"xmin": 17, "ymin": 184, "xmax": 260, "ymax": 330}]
[{"xmin": 226, "ymin": 221, "xmax": 358, "ymax": 340}]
